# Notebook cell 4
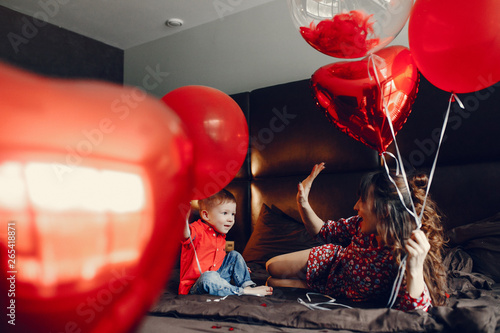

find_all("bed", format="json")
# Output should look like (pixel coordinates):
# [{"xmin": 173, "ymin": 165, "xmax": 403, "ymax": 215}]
[{"xmin": 136, "ymin": 76, "xmax": 500, "ymax": 333}]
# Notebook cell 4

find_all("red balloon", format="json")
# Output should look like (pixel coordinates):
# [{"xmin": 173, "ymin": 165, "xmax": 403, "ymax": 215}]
[
  {"xmin": 409, "ymin": 0, "xmax": 500, "ymax": 93},
  {"xmin": 311, "ymin": 45, "xmax": 419, "ymax": 154},
  {"xmin": 288, "ymin": 0, "xmax": 413, "ymax": 59},
  {"xmin": 0, "ymin": 63, "xmax": 193, "ymax": 333},
  {"xmin": 161, "ymin": 86, "xmax": 249, "ymax": 200},
  {"xmin": 299, "ymin": 10, "xmax": 380, "ymax": 59}
]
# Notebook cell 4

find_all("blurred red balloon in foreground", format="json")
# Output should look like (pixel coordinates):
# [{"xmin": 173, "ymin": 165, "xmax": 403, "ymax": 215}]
[
  {"xmin": 311, "ymin": 45, "xmax": 419, "ymax": 154},
  {"xmin": 0, "ymin": 63, "xmax": 193, "ymax": 333},
  {"xmin": 162, "ymin": 86, "xmax": 248, "ymax": 200}
]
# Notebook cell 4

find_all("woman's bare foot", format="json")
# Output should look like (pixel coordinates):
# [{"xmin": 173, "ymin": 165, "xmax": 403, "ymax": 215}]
[{"xmin": 243, "ymin": 285, "xmax": 273, "ymax": 296}]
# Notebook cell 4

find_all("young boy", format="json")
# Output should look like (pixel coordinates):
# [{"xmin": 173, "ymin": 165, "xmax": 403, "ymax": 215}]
[{"xmin": 179, "ymin": 189, "xmax": 273, "ymax": 296}]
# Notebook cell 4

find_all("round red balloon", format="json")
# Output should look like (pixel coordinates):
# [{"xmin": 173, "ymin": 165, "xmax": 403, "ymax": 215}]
[
  {"xmin": 288, "ymin": 0, "xmax": 413, "ymax": 59},
  {"xmin": 0, "ymin": 63, "xmax": 193, "ymax": 333},
  {"xmin": 311, "ymin": 46, "xmax": 419, "ymax": 154},
  {"xmin": 409, "ymin": 0, "xmax": 500, "ymax": 93},
  {"xmin": 162, "ymin": 86, "xmax": 249, "ymax": 200}
]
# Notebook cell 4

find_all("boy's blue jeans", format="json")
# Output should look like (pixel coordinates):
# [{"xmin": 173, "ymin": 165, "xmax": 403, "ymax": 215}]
[{"xmin": 189, "ymin": 251, "xmax": 256, "ymax": 296}]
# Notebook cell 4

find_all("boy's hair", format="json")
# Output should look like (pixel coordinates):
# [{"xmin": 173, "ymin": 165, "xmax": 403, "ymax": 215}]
[{"xmin": 198, "ymin": 189, "xmax": 236, "ymax": 212}]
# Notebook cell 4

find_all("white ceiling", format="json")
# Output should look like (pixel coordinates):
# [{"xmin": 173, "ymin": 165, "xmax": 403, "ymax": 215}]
[{"xmin": 1, "ymin": 0, "xmax": 276, "ymax": 49}]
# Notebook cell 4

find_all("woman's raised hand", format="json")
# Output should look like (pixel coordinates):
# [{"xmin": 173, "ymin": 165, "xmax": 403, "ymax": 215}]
[
  {"xmin": 297, "ymin": 162, "xmax": 325, "ymax": 206},
  {"xmin": 296, "ymin": 163, "xmax": 326, "ymax": 236}
]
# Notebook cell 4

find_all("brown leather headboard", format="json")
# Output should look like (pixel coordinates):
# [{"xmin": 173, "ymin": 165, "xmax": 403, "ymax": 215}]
[{"xmin": 219, "ymin": 77, "xmax": 500, "ymax": 253}]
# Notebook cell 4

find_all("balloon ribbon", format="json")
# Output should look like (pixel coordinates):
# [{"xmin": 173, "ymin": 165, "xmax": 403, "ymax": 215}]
[{"xmin": 368, "ymin": 55, "xmax": 464, "ymax": 308}]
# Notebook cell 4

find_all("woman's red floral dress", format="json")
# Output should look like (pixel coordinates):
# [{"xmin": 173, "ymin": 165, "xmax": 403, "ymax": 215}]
[{"xmin": 306, "ymin": 216, "xmax": 431, "ymax": 311}]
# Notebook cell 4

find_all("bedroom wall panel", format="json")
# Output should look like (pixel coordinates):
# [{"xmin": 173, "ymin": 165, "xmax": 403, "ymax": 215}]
[
  {"xmin": 251, "ymin": 172, "xmax": 367, "ymax": 230},
  {"xmin": 0, "ymin": 6, "xmax": 124, "ymax": 83},
  {"xmin": 386, "ymin": 76, "xmax": 500, "ymax": 229},
  {"xmin": 388, "ymin": 76, "xmax": 500, "ymax": 168},
  {"xmin": 249, "ymin": 79, "xmax": 380, "ymax": 179},
  {"xmin": 430, "ymin": 162, "xmax": 500, "ymax": 230},
  {"xmin": 224, "ymin": 180, "xmax": 251, "ymax": 253},
  {"xmin": 225, "ymin": 79, "xmax": 381, "ymax": 251},
  {"xmin": 227, "ymin": 76, "xmax": 500, "ymax": 249},
  {"xmin": 229, "ymin": 91, "xmax": 251, "ymax": 181}
]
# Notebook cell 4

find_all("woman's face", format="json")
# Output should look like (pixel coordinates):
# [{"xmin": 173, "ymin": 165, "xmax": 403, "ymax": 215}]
[{"xmin": 354, "ymin": 186, "xmax": 378, "ymax": 234}]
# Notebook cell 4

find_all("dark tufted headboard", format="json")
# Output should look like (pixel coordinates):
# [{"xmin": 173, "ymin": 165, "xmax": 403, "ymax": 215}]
[{"xmin": 218, "ymin": 76, "xmax": 500, "ymax": 253}]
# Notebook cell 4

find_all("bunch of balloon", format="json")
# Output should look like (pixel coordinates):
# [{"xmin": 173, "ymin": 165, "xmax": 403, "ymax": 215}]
[
  {"xmin": 287, "ymin": 0, "xmax": 418, "ymax": 156},
  {"xmin": 288, "ymin": 1, "xmax": 426, "ymax": 309},
  {"xmin": 0, "ymin": 63, "xmax": 194, "ymax": 333}
]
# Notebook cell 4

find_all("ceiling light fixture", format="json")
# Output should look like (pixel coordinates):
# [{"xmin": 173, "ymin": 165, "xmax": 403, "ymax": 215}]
[{"xmin": 165, "ymin": 18, "xmax": 184, "ymax": 27}]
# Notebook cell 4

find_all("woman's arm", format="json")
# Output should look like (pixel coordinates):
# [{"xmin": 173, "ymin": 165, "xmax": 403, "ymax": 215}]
[
  {"xmin": 297, "ymin": 163, "xmax": 326, "ymax": 236},
  {"xmin": 405, "ymin": 229, "xmax": 430, "ymax": 298}
]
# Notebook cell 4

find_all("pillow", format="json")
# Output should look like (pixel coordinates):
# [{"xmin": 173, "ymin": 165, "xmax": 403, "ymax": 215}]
[
  {"xmin": 447, "ymin": 212, "xmax": 500, "ymax": 282},
  {"xmin": 242, "ymin": 203, "xmax": 322, "ymax": 264}
]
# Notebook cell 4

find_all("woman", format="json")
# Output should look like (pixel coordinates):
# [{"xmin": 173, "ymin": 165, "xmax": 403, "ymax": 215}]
[{"xmin": 266, "ymin": 163, "xmax": 447, "ymax": 310}]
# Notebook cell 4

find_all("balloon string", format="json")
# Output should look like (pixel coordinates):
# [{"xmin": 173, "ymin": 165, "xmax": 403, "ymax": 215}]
[
  {"xmin": 368, "ymin": 55, "xmax": 418, "ymax": 308},
  {"xmin": 297, "ymin": 292, "xmax": 353, "ymax": 310},
  {"xmin": 386, "ymin": 254, "xmax": 407, "ymax": 308},
  {"xmin": 185, "ymin": 204, "xmax": 204, "ymax": 275},
  {"xmin": 381, "ymin": 153, "xmax": 418, "ymax": 222},
  {"xmin": 385, "ymin": 94, "xmax": 461, "ymax": 308},
  {"xmin": 382, "ymin": 151, "xmax": 400, "ymax": 175},
  {"xmin": 369, "ymin": 55, "xmax": 463, "ymax": 308},
  {"xmin": 368, "ymin": 55, "xmax": 419, "ymax": 225},
  {"xmin": 417, "ymin": 93, "xmax": 463, "ymax": 225}
]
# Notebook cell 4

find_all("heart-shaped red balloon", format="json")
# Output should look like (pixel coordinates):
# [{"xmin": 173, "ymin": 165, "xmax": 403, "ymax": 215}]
[
  {"xmin": 0, "ymin": 63, "xmax": 193, "ymax": 333},
  {"xmin": 311, "ymin": 45, "xmax": 419, "ymax": 153}
]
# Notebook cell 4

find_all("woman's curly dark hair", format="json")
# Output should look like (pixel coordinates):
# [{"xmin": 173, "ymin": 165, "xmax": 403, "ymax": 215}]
[{"xmin": 359, "ymin": 170, "xmax": 448, "ymax": 306}]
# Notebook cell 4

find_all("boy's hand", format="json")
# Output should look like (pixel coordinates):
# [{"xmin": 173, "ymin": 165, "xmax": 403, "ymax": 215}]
[{"xmin": 183, "ymin": 205, "xmax": 192, "ymax": 240}]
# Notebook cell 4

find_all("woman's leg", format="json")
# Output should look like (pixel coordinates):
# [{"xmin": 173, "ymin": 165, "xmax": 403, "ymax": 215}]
[{"xmin": 266, "ymin": 249, "xmax": 311, "ymax": 288}]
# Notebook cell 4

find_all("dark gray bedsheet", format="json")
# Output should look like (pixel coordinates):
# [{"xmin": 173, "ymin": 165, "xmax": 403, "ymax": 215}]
[{"xmin": 136, "ymin": 248, "xmax": 500, "ymax": 333}]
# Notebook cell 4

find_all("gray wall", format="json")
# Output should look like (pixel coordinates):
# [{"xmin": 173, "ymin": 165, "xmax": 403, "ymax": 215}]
[
  {"xmin": 124, "ymin": 0, "xmax": 410, "ymax": 97},
  {"xmin": 1, "ymin": 1, "xmax": 410, "ymax": 95},
  {"xmin": 0, "ymin": 6, "xmax": 123, "ymax": 83}
]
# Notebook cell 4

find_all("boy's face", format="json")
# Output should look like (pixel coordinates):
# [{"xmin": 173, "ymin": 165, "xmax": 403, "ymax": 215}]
[{"xmin": 202, "ymin": 201, "xmax": 236, "ymax": 234}]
